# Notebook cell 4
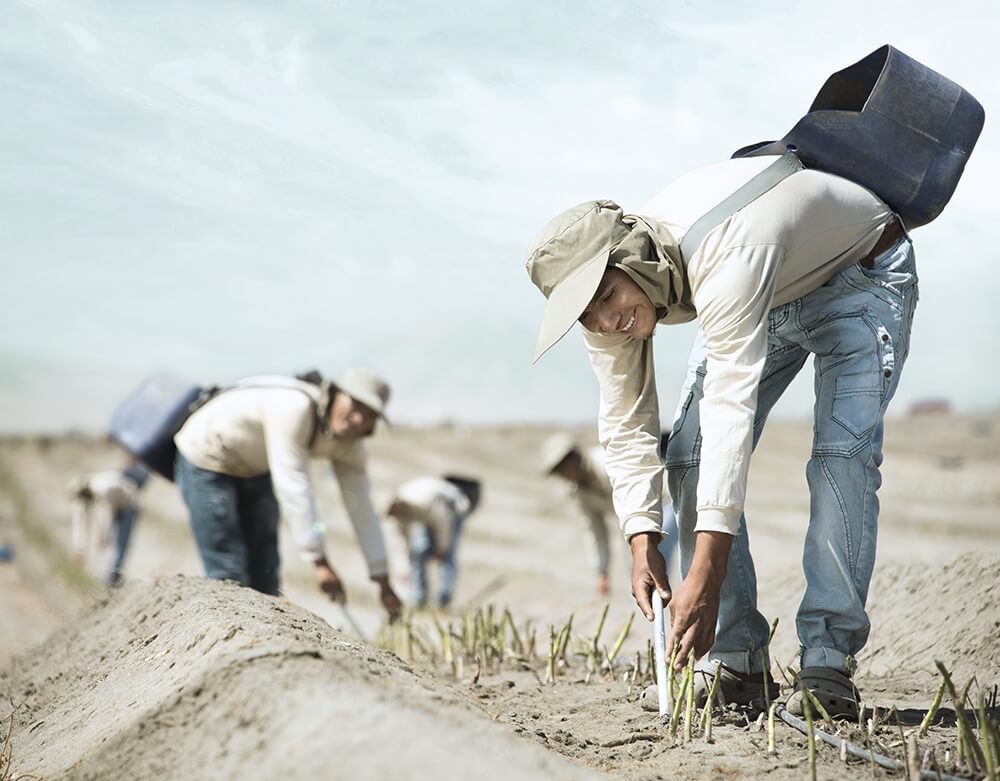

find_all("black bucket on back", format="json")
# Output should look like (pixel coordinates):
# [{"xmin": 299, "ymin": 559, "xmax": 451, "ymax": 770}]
[{"xmin": 734, "ymin": 45, "xmax": 985, "ymax": 228}]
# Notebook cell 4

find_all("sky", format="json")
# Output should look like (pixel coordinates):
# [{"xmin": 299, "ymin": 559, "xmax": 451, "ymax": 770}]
[{"xmin": 1, "ymin": 0, "xmax": 997, "ymax": 431}]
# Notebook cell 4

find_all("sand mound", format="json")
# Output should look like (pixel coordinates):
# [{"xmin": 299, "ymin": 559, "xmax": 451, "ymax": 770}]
[
  {"xmin": 0, "ymin": 576, "xmax": 603, "ymax": 781},
  {"xmin": 862, "ymin": 551, "xmax": 1000, "ymax": 684}
]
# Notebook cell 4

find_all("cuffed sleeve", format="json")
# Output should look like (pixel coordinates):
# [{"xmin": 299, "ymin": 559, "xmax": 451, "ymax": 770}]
[
  {"xmin": 621, "ymin": 512, "xmax": 664, "ymax": 540},
  {"xmin": 583, "ymin": 328, "xmax": 664, "ymax": 540},
  {"xmin": 693, "ymin": 506, "xmax": 742, "ymax": 535}
]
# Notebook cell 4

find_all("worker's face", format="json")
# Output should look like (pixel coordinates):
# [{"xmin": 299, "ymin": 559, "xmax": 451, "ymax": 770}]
[
  {"xmin": 578, "ymin": 266, "xmax": 657, "ymax": 339},
  {"xmin": 551, "ymin": 451, "xmax": 585, "ymax": 484},
  {"xmin": 328, "ymin": 392, "xmax": 379, "ymax": 438}
]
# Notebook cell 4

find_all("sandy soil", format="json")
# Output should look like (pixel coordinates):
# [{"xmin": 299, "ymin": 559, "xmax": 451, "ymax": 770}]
[{"xmin": 1, "ymin": 413, "xmax": 998, "ymax": 780}]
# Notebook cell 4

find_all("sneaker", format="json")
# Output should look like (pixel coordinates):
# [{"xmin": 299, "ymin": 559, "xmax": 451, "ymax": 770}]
[
  {"xmin": 640, "ymin": 659, "xmax": 779, "ymax": 714},
  {"xmin": 785, "ymin": 666, "xmax": 860, "ymax": 721}
]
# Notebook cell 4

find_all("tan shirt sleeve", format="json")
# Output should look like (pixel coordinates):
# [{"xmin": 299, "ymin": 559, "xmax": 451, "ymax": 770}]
[
  {"xmin": 690, "ymin": 243, "xmax": 783, "ymax": 534},
  {"xmin": 583, "ymin": 329, "xmax": 665, "ymax": 540},
  {"xmin": 261, "ymin": 394, "xmax": 326, "ymax": 562},
  {"xmin": 329, "ymin": 449, "xmax": 389, "ymax": 579}
]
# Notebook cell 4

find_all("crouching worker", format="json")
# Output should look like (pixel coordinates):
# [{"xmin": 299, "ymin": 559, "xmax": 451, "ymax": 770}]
[
  {"xmin": 540, "ymin": 433, "xmax": 677, "ymax": 598},
  {"xmin": 527, "ymin": 158, "xmax": 918, "ymax": 718},
  {"xmin": 173, "ymin": 368, "xmax": 401, "ymax": 622},
  {"xmin": 385, "ymin": 475, "xmax": 482, "ymax": 609}
]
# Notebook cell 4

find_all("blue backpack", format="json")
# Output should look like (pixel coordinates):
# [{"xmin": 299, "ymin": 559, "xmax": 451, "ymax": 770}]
[
  {"xmin": 733, "ymin": 45, "xmax": 984, "ymax": 229},
  {"xmin": 108, "ymin": 375, "xmax": 215, "ymax": 481}
]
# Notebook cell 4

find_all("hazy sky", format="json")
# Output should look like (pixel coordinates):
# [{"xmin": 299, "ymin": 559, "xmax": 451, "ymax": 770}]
[{"xmin": 1, "ymin": 0, "xmax": 997, "ymax": 431}]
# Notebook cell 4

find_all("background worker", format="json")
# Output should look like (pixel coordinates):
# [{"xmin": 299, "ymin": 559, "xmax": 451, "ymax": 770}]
[
  {"xmin": 384, "ymin": 475, "xmax": 482, "ymax": 609},
  {"xmin": 68, "ymin": 456, "xmax": 149, "ymax": 586},
  {"xmin": 173, "ymin": 368, "xmax": 401, "ymax": 622},
  {"xmin": 540, "ymin": 433, "xmax": 677, "ymax": 598}
]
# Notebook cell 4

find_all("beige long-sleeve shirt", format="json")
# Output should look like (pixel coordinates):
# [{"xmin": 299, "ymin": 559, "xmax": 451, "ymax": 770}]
[
  {"xmin": 391, "ymin": 476, "xmax": 471, "ymax": 557},
  {"xmin": 174, "ymin": 377, "xmax": 388, "ymax": 576},
  {"xmin": 585, "ymin": 156, "xmax": 893, "ymax": 539},
  {"xmin": 569, "ymin": 446, "xmax": 614, "ymax": 576},
  {"xmin": 69, "ymin": 471, "xmax": 140, "ymax": 556}
]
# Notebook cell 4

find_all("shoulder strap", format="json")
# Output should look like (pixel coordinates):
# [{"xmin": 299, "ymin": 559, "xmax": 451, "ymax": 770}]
[
  {"xmin": 205, "ymin": 379, "xmax": 325, "ymax": 449},
  {"xmin": 679, "ymin": 152, "xmax": 804, "ymax": 262}
]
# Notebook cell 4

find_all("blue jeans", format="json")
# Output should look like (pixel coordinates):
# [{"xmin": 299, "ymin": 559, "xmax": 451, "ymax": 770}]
[
  {"xmin": 409, "ymin": 513, "xmax": 466, "ymax": 608},
  {"xmin": 665, "ymin": 238, "xmax": 918, "ymax": 674},
  {"xmin": 175, "ymin": 453, "xmax": 281, "ymax": 596},
  {"xmin": 658, "ymin": 502, "xmax": 679, "ymax": 570},
  {"xmin": 107, "ymin": 505, "xmax": 138, "ymax": 586}
]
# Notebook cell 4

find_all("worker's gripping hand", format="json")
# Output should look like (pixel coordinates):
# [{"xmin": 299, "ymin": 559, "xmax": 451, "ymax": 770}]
[
  {"xmin": 668, "ymin": 531, "xmax": 731, "ymax": 670},
  {"xmin": 629, "ymin": 532, "xmax": 671, "ymax": 622},
  {"xmin": 373, "ymin": 575, "xmax": 402, "ymax": 624},
  {"xmin": 314, "ymin": 559, "xmax": 346, "ymax": 603}
]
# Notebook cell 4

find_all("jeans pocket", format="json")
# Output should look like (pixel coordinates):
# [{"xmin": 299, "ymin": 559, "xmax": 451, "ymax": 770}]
[{"xmin": 832, "ymin": 372, "xmax": 883, "ymax": 438}]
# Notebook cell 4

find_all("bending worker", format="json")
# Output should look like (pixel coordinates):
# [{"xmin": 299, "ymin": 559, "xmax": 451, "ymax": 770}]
[
  {"xmin": 527, "ymin": 153, "xmax": 918, "ymax": 719},
  {"xmin": 540, "ymin": 433, "xmax": 677, "ymax": 598},
  {"xmin": 384, "ymin": 474, "xmax": 482, "ymax": 609},
  {"xmin": 68, "ymin": 456, "xmax": 149, "ymax": 586},
  {"xmin": 173, "ymin": 368, "xmax": 401, "ymax": 622}
]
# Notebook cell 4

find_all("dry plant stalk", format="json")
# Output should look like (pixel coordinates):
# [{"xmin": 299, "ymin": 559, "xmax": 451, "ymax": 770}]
[{"xmin": 906, "ymin": 734, "xmax": 920, "ymax": 781}]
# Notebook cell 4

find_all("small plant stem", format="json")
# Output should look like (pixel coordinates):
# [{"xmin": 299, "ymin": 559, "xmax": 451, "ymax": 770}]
[
  {"xmin": 683, "ymin": 656, "xmax": 696, "ymax": 743},
  {"xmin": 906, "ymin": 734, "xmax": 921, "ymax": 781},
  {"xmin": 804, "ymin": 694, "xmax": 817, "ymax": 781},
  {"xmin": 556, "ymin": 614, "xmax": 574, "ymax": 665},
  {"xmin": 607, "ymin": 612, "xmax": 634, "ymax": 670},
  {"xmin": 669, "ymin": 662, "xmax": 690, "ymax": 739},
  {"xmin": 701, "ymin": 662, "xmax": 723, "ymax": 742},
  {"xmin": 591, "ymin": 604, "xmax": 609, "ymax": 661},
  {"xmin": 935, "ymin": 661, "xmax": 985, "ymax": 775},
  {"xmin": 767, "ymin": 701, "xmax": 778, "ymax": 756},
  {"xmin": 977, "ymin": 691, "xmax": 998, "ymax": 781},
  {"xmin": 546, "ymin": 625, "xmax": 557, "ymax": 684},
  {"xmin": 918, "ymin": 678, "xmax": 947, "ymax": 737}
]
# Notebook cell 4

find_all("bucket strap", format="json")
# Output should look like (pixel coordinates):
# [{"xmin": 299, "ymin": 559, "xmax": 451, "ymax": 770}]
[{"xmin": 679, "ymin": 151, "xmax": 804, "ymax": 263}]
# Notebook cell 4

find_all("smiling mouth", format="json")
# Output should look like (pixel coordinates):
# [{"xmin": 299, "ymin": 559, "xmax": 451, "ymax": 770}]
[{"xmin": 620, "ymin": 310, "xmax": 636, "ymax": 333}]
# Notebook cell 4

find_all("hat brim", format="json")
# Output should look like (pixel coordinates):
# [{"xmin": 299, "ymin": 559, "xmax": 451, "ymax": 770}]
[
  {"xmin": 532, "ymin": 251, "xmax": 610, "ymax": 363},
  {"xmin": 338, "ymin": 384, "xmax": 390, "ymax": 424}
]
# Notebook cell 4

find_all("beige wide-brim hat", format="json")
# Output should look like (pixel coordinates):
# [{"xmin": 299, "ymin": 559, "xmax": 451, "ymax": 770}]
[
  {"xmin": 539, "ymin": 433, "xmax": 578, "ymax": 474},
  {"xmin": 337, "ymin": 367, "xmax": 391, "ymax": 423},
  {"xmin": 526, "ymin": 200, "xmax": 630, "ymax": 363}
]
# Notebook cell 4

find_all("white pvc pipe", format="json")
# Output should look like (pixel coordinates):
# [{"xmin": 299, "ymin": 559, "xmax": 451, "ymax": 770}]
[{"xmin": 652, "ymin": 591, "xmax": 669, "ymax": 719}]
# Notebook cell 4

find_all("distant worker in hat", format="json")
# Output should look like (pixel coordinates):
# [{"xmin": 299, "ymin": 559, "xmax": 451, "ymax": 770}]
[
  {"xmin": 540, "ymin": 433, "xmax": 678, "ymax": 598},
  {"xmin": 526, "ymin": 151, "xmax": 918, "ymax": 718},
  {"xmin": 68, "ymin": 455, "xmax": 150, "ymax": 586},
  {"xmin": 384, "ymin": 475, "xmax": 482, "ymax": 609},
  {"xmin": 173, "ymin": 368, "xmax": 401, "ymax": 622}
]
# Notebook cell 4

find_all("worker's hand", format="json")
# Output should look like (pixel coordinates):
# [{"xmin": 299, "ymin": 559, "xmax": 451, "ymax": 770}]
[
  {"xmin": 668, "ymin": 531, "xmax": 731, "ymax": 670},
  {"xmin": 314, "ymin": 559, "xmax": 346, "ymax": 603},
  {"xmin": 373, "ymin": 575, "xmax": 402, "ymax": 624},
  {"xmin": 629, "ymin": 532, "xmax": 671, "ymax": 621},
  {"xmin": 597, "ymin": 573, "xmax": 610, "ymax": 598}
]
